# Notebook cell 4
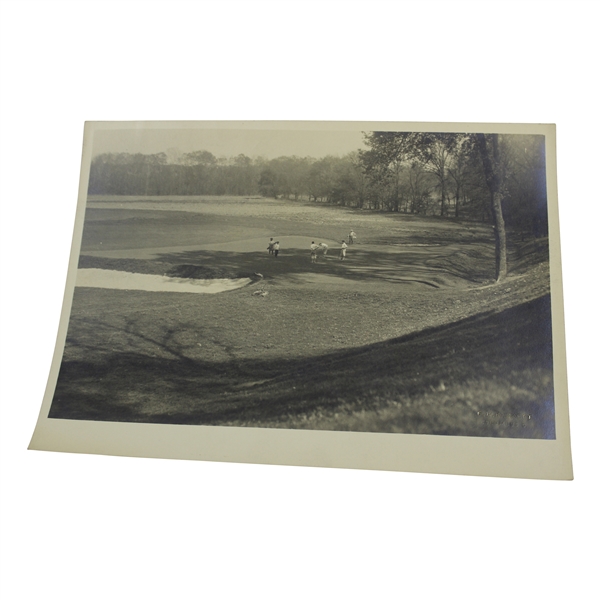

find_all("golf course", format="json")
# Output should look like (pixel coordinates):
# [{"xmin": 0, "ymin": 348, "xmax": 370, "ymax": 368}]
[{"xmin": 48, "ymin": 194, "xmax": 555, "ymax": 438}]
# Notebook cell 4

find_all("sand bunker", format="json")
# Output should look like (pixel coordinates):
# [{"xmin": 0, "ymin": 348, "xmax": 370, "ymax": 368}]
[{"xmin": 76, "ymin": 269, "xmax": 252, "ymax": 294}]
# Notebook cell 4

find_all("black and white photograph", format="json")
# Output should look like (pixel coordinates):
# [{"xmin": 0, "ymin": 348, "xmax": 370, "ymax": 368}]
[
  {"xmin": 29, "ymin": 121, "xmax": 572, "ymax": 478},
  {"xmin": 3, "ymin": 2, "xmax": 598, "ymax": 599}
]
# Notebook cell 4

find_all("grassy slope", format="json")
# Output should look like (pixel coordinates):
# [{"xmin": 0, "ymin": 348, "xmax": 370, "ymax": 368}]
[
  {"xmin": 50, "ymin": 292, "xmax": 554, "ymax": 438},
  {"xmin": 49, "ymin": 196, "xmax": 554, "ymax": 438}
]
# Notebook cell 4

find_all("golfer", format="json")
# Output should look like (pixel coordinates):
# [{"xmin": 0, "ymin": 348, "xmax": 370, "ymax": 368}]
[
  {"xmin": 349, "ymin": 230, "xmax": 357, "ymax": 244},
  {"xmin": 318, "ymin": 242, "xmax": 329, "ymax": 257},
  {"xmin": 340, "ymin": 240, "xmax": 348, "ymax": 260},
  {"xmin": 267, "ymin": 238, "xmax": 275, "ymax": 254},
  {"xmin": 273, "ymin": 241, "xmax": 280, "ymax": 258},
  {"xmin": 310, "ymin": 241, "xmax": 318, "ymax": 263}
]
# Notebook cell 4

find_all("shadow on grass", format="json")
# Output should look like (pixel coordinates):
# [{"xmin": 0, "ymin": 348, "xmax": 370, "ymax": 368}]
[
  {"xmin": 49, "ymin": 295, "xmax": 555, "ymax": 439},
  {"xmin": 161, "ymin": 244, "xmax": 499, "ymax": 282},
  {"xmin": 79, "ymin": 245, "xmax": 497, "ymax": 287}
]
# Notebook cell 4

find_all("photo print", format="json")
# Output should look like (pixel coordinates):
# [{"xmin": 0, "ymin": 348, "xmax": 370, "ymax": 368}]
[{"xmin": 30, "ymin": 121, "xmax": 573, "ymax": 479}]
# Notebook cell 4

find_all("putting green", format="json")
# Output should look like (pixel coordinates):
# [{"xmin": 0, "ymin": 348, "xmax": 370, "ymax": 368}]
[{"xmin": 83, "ymin": 236, "xmax": 344, "ymax": 259}]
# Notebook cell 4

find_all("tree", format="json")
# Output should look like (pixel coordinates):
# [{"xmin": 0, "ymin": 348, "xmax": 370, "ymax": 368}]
[
  {"xmin": 360, "ymin": 132, "xmax": 419, "ymax": 211},
  {"xmin": 446, "ymin": 136, "xmax": 472, "ymax": 218},
  {"xmin": 181, "ymin": 150, "xmax": 219, "ymax": 194},
  {"xmin": 181, "ymin": 150, "xmax": 217, "ymax": 167},
  {"xmin": 307, "ymin": 156, "xmax": 338, "ymax": 202},
  {"xmin": 410, "ymin": 133, "xmax": 469, "ymax": 217},
  {"xmin": 88, "ymin": 152, "xmax": 168, "ymax": 195},
  {"xmin": 268, "ymin": 156, "xmax": 313, "ymax": 200},
  {"xmin": 329, "ymin": 152, "xmax": 368, "ymax": 208},
  {"xmin": 258, "ymin": 168, "xmax": 278, "ymax": 198},
  {"xmin": 503, "ymin": 135, "xmax": 548, "ymax": 237},
  {"xmin": 406, "ymin": 160, "xmax": 434, "ymax": 214},
  {"xmin": 475, "ymin": 134, "xmax": 509, "ymax": 282},
  {"xmin": 224, "ymin": 154, "xmax": 258, "ymax": 196}
]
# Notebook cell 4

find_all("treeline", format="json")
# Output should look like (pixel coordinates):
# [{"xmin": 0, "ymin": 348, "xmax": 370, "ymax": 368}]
[
  {"xmin": 88, "ymin": 151, "xmax": 260, "ymax": 197},
  {"xmin": 358, "ymin": 132, "xmax": 548, "ymax": 238},
  {"xmin": 88, "ymin": 132, "xmax": 548, "ymax": 237}
]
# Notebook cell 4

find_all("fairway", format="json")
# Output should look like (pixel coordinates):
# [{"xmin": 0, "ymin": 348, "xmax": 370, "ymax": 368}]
[{"xmin": 50, "ymin": 195, "xmax": 554, "ymax": 438}]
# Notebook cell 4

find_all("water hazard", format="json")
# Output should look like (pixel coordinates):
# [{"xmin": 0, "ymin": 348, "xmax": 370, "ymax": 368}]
[{"xmin": 76, "ymin": 269, "xmax": 252, "ymax": 294}]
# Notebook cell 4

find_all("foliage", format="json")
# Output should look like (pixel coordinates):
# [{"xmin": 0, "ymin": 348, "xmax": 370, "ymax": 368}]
[{"xmin": 87, "ymin": 132, "xmax": 549, "ymax": 242}]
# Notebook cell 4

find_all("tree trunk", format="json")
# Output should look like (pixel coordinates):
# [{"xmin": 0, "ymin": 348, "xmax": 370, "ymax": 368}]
[
  {"xmin": 438, "ymin": 147, "xmax": 448, "ymax": 217},
  {"xmin": 491, "ymin": 189, "xmax": 507, "ymax": 281},
  {"xmin": 476, "ymin": 134, "xmax": 508, "ymax": 282},
  {"xmin": 440, "ymin": 178, "xmax": 446, "ymax": 217},
  {"xmin": 454, "ymin": 184, "xmax": 460, "ymax": 219}
]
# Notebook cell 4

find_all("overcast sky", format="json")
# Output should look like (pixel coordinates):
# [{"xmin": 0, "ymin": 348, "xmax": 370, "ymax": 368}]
[{"xmin": 91, "ymin": 126, "xmax": 368, "ymax": 161}]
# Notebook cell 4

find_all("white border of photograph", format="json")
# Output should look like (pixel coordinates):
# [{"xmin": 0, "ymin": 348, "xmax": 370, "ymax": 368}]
[{"xmin": 28, "ymin": 120, "xmax": 572, "ymax": 480}]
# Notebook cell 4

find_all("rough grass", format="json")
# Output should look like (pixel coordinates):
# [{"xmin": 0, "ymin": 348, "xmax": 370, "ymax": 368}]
[
  {"xmin": 49, "ymin": 294, "xmax": 554, "ymax": 438},
  {"xmin": 219, "ymin": 297, "xmax": 555, "ymax": 438}
]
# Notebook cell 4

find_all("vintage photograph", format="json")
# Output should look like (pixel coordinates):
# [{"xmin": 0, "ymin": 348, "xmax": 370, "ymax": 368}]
[
  {"xmin": 29, "ymin": 121, "xmax": 572, "ymax": 478},
  {"xmin": 47, "ymin": 122, "xmax": 559, "ymax": 435},
  {"xmin": 6, "ymin": 3, "xmax": 595, "ymax": 597}
]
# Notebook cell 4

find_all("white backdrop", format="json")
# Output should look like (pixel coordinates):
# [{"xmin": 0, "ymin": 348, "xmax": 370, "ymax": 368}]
[{"xmin": 1, "ymin": 1, "xmax": 598, "ymax": 599}]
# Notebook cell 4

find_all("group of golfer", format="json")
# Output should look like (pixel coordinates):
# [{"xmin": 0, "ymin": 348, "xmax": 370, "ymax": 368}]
[{"xmin": 267, "ymin": 230, "xmax": 356, "ymax": 262}]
